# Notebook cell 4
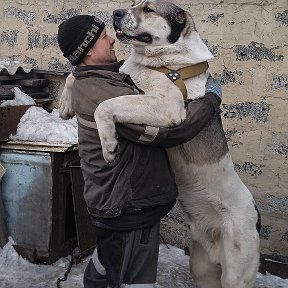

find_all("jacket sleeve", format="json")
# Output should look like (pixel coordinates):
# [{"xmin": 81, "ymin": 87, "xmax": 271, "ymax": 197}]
[{"xmin": 116, "ymin": 92, "xmax": 222, "ymax": 148}]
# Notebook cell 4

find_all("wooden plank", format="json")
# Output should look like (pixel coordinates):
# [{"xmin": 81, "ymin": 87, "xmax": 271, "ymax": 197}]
[
  {"xmin": 31, "ymin": 69, "xmax": 69, "ymax": 76},
  {"xmin": 0, "ymin": 74, "xmax": 29, "ymax": 81},
  {"xmin": 262, "ymin": 258, "xmax": 288, "ymax": 279},
  {"xmin": 29, "ymin": 91, "xmax": 50, "ymax": 99},
  {"xmin": 0, "ymin": 95, "xmax": 15, "ymax": 101},
  {"xmin": 16, "ymin": 79, "xmax": 50, "ymax": 87},
  {"xmin": 0, "ymin": 85, "xmax": 19, "ymax": 96},
  {"xmin": 34, "ymin": 98, "xmax": 54, "ymax": 105}
]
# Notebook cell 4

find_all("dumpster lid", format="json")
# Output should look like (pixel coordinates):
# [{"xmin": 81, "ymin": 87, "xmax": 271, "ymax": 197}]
[{"xmin": 0, "ymin": 141, "xmax": 77, "ymax": 152}]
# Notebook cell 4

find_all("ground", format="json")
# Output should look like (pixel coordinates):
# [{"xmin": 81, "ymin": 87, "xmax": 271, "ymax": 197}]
[{"xmin": 0, "ymin": 239, "xmax": 288, "ymax": 288}]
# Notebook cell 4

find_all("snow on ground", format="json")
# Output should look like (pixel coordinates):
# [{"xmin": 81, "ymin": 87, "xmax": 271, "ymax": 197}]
[{"xmin": 0, "ymin": 238, "xmax": 288, "ymax": 288}]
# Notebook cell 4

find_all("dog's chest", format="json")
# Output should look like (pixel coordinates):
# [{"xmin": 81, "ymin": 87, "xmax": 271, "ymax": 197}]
[
  {"xmin": 121, "ymin": 60, "xmax": 208, "ymax": 100},
  {"xmin": 121, "ymin": 61, "xmax": 183, "ymax": 97}
]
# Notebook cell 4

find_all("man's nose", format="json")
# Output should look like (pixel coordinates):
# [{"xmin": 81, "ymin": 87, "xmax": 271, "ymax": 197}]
[
  {"xmin": 113, "ymin": 9, "xmax": 126, "ymax": 20},
  {"xmin": 110, "ymin": 37, "xmax": 115, "ymax": 45}
]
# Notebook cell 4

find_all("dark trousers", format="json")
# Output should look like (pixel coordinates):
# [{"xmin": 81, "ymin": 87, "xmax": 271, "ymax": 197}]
[{"xmin": 83, "ymin": 222, "xmax": 160, "ymax": 288}]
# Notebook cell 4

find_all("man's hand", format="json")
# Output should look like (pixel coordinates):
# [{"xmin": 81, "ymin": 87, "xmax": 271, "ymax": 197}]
[{"xmin": 205, "ymin": 76, "xmax": 222, "ymax": 99}]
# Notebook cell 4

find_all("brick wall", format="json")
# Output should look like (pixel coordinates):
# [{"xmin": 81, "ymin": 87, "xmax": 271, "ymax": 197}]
[{"xmin": 1, "ymin": 0, "xmax": 287, "ymax": 261}]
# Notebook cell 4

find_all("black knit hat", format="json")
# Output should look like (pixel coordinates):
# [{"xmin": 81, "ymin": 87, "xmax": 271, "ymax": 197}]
[{"xmin": 57, "ymin": 15, "xmax": 105, "ymax": 66}]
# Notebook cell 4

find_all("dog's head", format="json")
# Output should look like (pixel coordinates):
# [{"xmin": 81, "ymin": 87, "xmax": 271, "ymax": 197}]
[{"xmin": 113, "ymin": 0, "xmax": 195, "ymax": 47}]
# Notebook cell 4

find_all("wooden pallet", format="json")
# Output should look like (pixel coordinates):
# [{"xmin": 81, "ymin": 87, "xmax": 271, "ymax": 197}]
[{"xmin": 0, "ymin": 69, "xmax": 52, "ymax": 102}]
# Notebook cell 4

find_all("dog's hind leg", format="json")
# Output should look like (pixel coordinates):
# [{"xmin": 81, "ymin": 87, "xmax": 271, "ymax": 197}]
[
  {"xmin": 220, "ymin": 225, "xmax": 260, "ymax": 288},
  {"xmin": 189, "ymin": 240, "xmax": 222, "ymax": 288}
]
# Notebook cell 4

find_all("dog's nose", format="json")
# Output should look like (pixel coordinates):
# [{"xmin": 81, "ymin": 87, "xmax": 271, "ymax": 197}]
[{"xmin": 113, "ymin": 9, "xmax": 126, "ymax": 19}]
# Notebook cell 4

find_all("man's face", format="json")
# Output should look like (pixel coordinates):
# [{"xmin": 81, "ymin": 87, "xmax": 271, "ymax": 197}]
[{"xmin": 86, "ymin": 29, "xmax": 117, "ymax": 65}]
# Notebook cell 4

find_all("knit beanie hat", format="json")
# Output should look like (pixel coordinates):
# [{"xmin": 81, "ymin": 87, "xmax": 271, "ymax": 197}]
[{"xmin": 57, "ymin": 15, "xmax": 105, "ymax": 66}]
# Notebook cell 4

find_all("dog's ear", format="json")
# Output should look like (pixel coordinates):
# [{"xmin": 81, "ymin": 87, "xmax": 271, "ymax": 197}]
[
  {"xmin": 168, "ymin": 8, "xmax": 187, "ymax": 43},
  {"xmin": 175, "ymin": 8, "xmax": 186, "ymax": 24},
  {"xmin": 181, "ymin": 11, "xmax": 196, "ymax": 37}
]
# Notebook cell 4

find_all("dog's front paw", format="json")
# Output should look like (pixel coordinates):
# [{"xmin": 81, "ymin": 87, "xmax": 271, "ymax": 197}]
[
  {"xmin": 168, "ymin": 109, "xmax": 186, "ymax": 127},
  {"xmin": 169, "ymin": 117, "xmax": 183, "ymax": 127},
  {"xmin": 59, "ymin": 73, "xmax": 75, "ymax": 120},
  {"xmin": 102, "ymin": 141, "xmax": 120, "ymax": 164},
  {"xmin": 59, "ymin": 97, "xmax": 75, "ymax": 120}
]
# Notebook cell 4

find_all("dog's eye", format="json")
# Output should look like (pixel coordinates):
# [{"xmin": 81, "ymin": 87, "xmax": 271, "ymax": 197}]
[{"xmin": 143, "ymin": 6, "xmax": 155, "ymax": 13}]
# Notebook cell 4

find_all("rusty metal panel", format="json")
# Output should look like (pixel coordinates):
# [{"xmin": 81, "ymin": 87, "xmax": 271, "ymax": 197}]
[
  {"xmin": 0, "ymin": 149, "xmax": 52, "ymax": 255},
  {"xmin": 70, "ymin": 166, "xmax": 97, "ymax": 261},
  {"xmin": 0, "ymin": 105, "xmax": 32, "ymax": 142}
]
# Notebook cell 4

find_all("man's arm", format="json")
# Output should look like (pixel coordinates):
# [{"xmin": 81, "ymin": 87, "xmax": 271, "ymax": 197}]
[
  {"xmin": 116, "ymin": 77, "xmax": 222, "ymax": 148},
  {"xmin": 116, "ymin": 93, "xmax": 221, "ymax": 148}
]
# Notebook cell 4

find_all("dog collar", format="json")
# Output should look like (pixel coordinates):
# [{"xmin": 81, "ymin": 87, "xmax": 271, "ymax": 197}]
[{"xmin": 147, "ymin": 61, "xmax": 209, "ymax": 100}]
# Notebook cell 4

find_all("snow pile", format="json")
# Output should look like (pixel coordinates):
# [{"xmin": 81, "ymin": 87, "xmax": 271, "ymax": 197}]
[
  {"xmin": 0, "ymin": 239, "xmax": 288, "ymax": 288},
  {"xmin": 0, "ymin": 237, "xmax": 77, "ymax": 288},
  {"xmin": 0, "ymin": 87, "xmax": 36, "ymax": 107},
  {"xmin": 10, "ymin": 106, "xmax": 78, "ymax": 144},
  {"xmin": 0, "ymin": 86, "xmax": 77, "ymax": 145}
]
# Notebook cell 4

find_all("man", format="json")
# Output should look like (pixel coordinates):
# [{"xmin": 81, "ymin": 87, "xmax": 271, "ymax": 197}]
[{"xmin": 57, "ymin": 15, "xmax": 222, "ymax": 288}]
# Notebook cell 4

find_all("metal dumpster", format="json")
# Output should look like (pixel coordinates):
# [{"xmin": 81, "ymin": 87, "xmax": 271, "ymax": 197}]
[{"xmin": 0, "ymin": 141, "xmax": 96, "ymax": 264}]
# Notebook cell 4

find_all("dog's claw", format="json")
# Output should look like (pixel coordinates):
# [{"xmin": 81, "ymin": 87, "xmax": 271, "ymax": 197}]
[
  {"xmin": 107, "ymin": 152, "xmax": 120, "ymax": 165},
  {"xmin": 102, "ymin": 142, "xmax": 120, "ymax": 164}
]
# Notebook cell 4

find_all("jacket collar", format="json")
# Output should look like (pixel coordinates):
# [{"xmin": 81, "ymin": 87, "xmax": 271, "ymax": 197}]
[{"xmin": 75, "ymin": 60, "xmax": 125, "ymax": 73}]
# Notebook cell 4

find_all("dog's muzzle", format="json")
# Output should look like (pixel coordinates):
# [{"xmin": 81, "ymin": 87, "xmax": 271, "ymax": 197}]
[
  {"xmin": 113, "ymin": 9, "xmax": 153, "ymax": 44},
  {"xmin": 113, "ymin": 9, "xmax": 127, "ymax": 32},
  {"xmin": 113, "ymin": 9, "xmax": 127, "ymax": 20}
]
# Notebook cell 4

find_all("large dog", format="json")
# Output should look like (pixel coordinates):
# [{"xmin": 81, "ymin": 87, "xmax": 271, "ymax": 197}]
[
  {"xmin": 61, "ymin": 1, "xmax": 260, "ymax": 287},
  {"xmin": 95, "ymin": 2, "xmax": 260, "ymax": 286}
]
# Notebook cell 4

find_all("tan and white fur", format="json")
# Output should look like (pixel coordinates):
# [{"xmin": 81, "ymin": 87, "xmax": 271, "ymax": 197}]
[{"xmin": 59, "ymin": 0, "xmax": 260, "ymax": 287}]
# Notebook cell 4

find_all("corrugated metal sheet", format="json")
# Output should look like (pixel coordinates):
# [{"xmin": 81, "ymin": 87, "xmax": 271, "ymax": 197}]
[
  {"xmin": 0, "ymin": 61, "xmax": 32, "ymax": 75},
  {"xmin": 0, "ymin": 63, "xmax": 68, "ymax": 103}
]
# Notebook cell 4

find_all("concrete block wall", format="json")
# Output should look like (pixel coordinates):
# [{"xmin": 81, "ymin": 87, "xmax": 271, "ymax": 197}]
[{"xmin": 1, "ymin": 0, "xmax": 287, "ymax": 261}]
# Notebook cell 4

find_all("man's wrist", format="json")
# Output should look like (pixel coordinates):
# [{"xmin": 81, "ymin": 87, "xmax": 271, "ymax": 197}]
[{"xmin": 205, "ymin": 77, "xmax": 222, "ymax": 98}]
